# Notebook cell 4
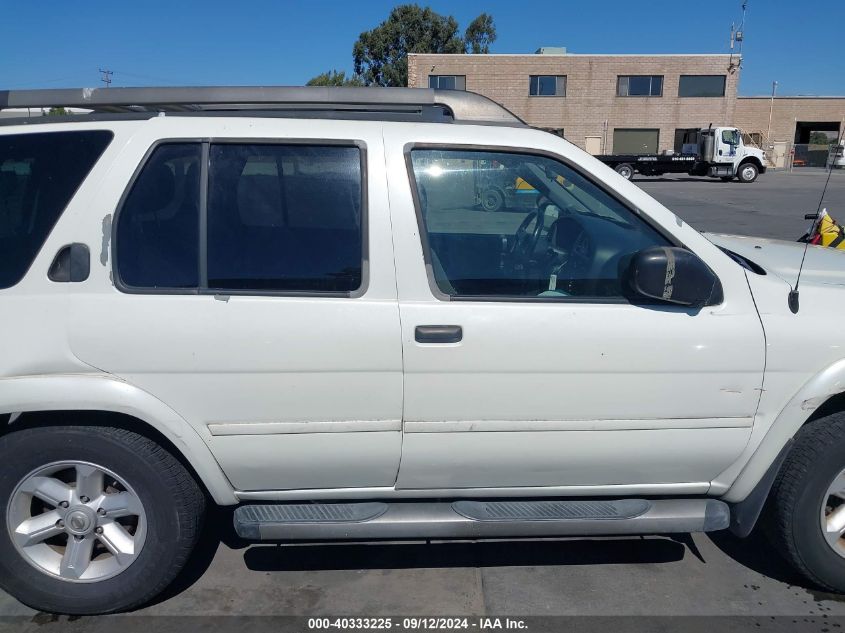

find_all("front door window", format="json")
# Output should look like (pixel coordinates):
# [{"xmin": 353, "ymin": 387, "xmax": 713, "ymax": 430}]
[{"xmin": 408, "ymin": 149, "xmax": 671, "ymax": 301}]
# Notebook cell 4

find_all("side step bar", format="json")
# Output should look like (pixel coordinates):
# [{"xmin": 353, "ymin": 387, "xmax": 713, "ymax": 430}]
[{"xmin": 233, "ymin": 498, "xmax": 729, "ymax": 540}]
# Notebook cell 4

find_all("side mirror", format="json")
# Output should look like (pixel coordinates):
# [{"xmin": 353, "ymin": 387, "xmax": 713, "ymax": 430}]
[{"xmin": 628, "ymin": 246, "xmax": 721, "ymax": 307}]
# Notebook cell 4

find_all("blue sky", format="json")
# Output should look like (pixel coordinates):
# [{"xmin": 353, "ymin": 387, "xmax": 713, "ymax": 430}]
[{"xmin": 1, "ymin": 0, "xmax": 842, "ymax": 96}]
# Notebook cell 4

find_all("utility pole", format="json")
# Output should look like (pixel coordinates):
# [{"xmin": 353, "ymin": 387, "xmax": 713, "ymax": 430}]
[
  {"xmin": 98, "ymin": 69, "xmax": 113, "ymax": 88},
  {"xmin": 767, "ymin": 80, "xmax": 778, "ymax": 148}
]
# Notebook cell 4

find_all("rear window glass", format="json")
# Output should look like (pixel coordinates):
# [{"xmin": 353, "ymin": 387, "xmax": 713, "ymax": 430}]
[
  {"xmin": 0, "ymin": 131, "xmax": 113, "ymax": 289},
  {"xmin": 116, "ymin": 143, "xmax": 201, "ymax": 289}
]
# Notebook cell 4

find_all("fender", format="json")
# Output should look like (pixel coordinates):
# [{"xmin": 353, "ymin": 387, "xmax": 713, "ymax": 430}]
[
  {"xmin": 0, "ymin": 373, "xmax": 237, "ymax": 505},
  {"xmin": 737, "ymin": 155, "xmax": 766, "ymax": 172},
  {"xmin": 722, "ymin": 357, "xmax": 845, "ymax": 504}
]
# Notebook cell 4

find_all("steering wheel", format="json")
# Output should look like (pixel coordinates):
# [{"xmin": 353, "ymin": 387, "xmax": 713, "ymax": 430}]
[{"xmin": 508, "ymin": 209, "xmax": 544, "ymax": 264}]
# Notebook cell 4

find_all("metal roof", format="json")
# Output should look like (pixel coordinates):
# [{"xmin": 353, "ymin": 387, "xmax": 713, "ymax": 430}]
[{"xmin": 0, "ymin": 86, "xmax": 525, "ymax": 126}]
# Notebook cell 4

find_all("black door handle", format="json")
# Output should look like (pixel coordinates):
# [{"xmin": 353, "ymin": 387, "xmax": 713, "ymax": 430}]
[{"xmin": 415, "ymin": 325, "xmax": 463, "ymax": 344}]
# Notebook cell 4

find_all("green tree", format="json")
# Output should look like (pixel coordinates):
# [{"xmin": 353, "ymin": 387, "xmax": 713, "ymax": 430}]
[
  {"xmin": 809, "ymin": 131, "xmax": 833, "ymax": 146},
  {"xmin": 45, "ymin": 107, "xmax": 69, "ymax": 116},
  {"xmin": 306, "ymin": 70, "xmax": 364, "ymax": 87},
  {"xmin": 352, "ymin": 5, "xmax": 496, "ymax": 87},
  {"xmin": 464, "ymin": 13, "xmax": 496, "ymax": 54}
]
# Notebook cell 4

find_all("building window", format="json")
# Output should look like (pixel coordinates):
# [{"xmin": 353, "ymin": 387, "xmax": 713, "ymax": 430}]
[
  {"xmin": 529, "ymin": 75, "xmax": 566, "ymax": 96},
  {"xmin": 743, "ymin": 132, "xmax": 763, "ymax": 147},
  {"xmin": 617, "ymin": 75, "xmax": 663, "ymax": 97},
  {"xmin": 542, "ymin": 128, "xmax": 565, "ymax": 138},
  {"xmin": 429, "ymin": 75, "xmax": 466, "ymax": 90},
  {"xmin": 678, "ymin": 75, "xmax": 726, "ymax": 97}
]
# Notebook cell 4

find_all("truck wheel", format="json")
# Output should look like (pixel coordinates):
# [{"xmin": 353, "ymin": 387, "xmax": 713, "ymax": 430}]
[
  {"xmin": 480, "ymin": 188, "xmax": 505, "ymax": 212},
  {"xmin": 738, "ymin": 163, "xmax": 759, "ymax": 183},
  {"xmin": 615, "ymin": 164, "xmax": 634, "ymax": 180},
  {"xmin": 765, "ymin": 412, "xmax": 845, "ymax": 592},
  {"xmin": 0, "ymin": 425, "xmax": 205, "ymax": 614}
]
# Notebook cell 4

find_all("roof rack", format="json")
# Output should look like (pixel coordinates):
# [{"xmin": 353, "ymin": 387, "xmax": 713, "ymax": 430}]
[{"xmin": 0, "ymin": 86, "xmax": 525, "ymax": 126}]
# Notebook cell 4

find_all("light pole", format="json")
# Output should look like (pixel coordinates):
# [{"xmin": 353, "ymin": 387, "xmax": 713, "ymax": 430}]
[
  {"xmin": 766, "ymin": 80, "xmax": 778, "ymax": 147},
  {"xmin": 765, "ymin": 80, "xmax": 778, "ymax": 166}
]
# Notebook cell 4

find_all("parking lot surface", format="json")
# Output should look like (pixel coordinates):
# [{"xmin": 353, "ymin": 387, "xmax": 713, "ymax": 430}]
[
  {"xmin": 2, "ymin": 168, "xmax": 845, "ymax": 629},
  {"xmin": 639, "ymin": 168, "xmax": 845, "ymax": 240}
]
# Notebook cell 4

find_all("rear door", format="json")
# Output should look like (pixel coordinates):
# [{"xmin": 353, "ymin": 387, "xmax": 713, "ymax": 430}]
[
  {"xmin": 67, "ymin": 119, "xmax": 403, "ymax": 492},
  {"xmin": 384, "ymin": 124, "xmax": 765, "ymax": 493}
]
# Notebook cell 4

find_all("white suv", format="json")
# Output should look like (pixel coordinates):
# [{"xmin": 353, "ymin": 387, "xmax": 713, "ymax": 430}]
[{"xmin": 1, "ymin": 87, "xmax": 845, "ymax": 614}]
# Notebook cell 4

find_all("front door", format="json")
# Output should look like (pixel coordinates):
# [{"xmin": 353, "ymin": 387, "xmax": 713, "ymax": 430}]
[
  {"xmin": 385, "ymin": 133, "xmax": 765, "ymax": 493},
  {"xmin": 68, "ymin": 122, "xmax": 403, "ymax": 492}
]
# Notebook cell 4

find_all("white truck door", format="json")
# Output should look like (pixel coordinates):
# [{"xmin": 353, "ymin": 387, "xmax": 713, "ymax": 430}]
[
  {"xmin": 716, "ymin": 127, "xmax": 741, "ymax": 164},
  {"xmin": 385, "ymin": 127, "xmax": 765, "ymax": 494},
  {"xmin": 67, "ymin": 120, "xmax": 404, "ymax": 492}
]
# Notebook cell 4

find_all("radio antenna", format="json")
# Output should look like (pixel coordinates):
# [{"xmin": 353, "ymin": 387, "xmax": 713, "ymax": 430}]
[{"xmin": 788, "ymin": 125, "xmax": 845, "ymax": 313}]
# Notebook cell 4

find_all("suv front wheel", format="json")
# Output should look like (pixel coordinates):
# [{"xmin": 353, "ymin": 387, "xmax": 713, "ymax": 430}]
[
  {"xmin": 766, "ymin": 412, "xmax": 845, "ymax": 592},
  {"xmin": 0, "ymin": 425, "xmax": 205, "ymax": 614}
]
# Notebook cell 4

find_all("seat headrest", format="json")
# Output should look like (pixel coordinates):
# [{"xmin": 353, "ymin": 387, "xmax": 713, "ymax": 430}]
[
  {"xmin": 132, "ymin": 162, "xmax": 176, "ymax": 214},
  {"xmin": 551, "ymin": 216, "xmax": 585, "ymax": 251}
]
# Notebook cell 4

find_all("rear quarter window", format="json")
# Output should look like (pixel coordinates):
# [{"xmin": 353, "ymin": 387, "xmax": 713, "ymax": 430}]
[{"xmin": 0, "ymin": 130, "xmax": 113, "ymax": 289}]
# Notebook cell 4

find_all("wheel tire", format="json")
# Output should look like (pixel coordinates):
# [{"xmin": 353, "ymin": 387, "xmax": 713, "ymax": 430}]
[
  {"xmin": 480, "ymin": 188, "xmax": 504, "ymax": 212},
  {"xmin": 615, "ymin": 163, "xmax": 634, "ymax": 180},
  {"xmin": 765, "ymin": 412, "xmax": 845, "ymax": 592},
  {"xmin": 0, "ymin": 425, "xmax": 205, "ymax": 614},
  {"xmin": 738, "ymin": 162, "xmax": 759, "ymax": 183}
]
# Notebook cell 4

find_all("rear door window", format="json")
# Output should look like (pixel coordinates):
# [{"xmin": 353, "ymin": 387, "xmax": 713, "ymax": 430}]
[
  {"xmin": 206, "ymin": 143, "xmax": 364, "ymax": 293},
  {"xmin": 116, "ymin": 143, "xmax": 201, "ymax": 289},
  {"xmin": 0, "ymin": 130, "xmax": 113, "ymax": 289},
  {"xmin": 115, "ymin": 141, "xmax": 365, "ymax": 295}
]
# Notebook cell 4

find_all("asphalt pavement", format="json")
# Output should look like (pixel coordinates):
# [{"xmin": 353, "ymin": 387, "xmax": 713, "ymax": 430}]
[
  {"xmin": 3, "ymin": 167, "xmax": 845, "ymax": 631},
  {"xmin": 638, "ymin": 167, "xmax": 845, "ymax": 240}
]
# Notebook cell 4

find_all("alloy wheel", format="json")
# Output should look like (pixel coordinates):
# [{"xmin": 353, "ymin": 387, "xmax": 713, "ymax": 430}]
[{"xmin": 7, "ymin": 460, "xmax": 146, "ymax": 582}]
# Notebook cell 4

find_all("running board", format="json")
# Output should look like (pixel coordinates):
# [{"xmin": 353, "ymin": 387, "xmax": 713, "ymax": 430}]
[{"xmin": 233, "ymin": 498, "xmax": 729, "ymax": 540}]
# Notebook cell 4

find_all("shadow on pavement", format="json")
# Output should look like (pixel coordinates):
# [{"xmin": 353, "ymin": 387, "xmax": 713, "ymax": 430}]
[
  {"xmin": 241, "ymin": 535, "xmax": 686, "ymax": 572},
  {"xmin": 633, "ymin": 177, "xmax": 736, "ymax": 183},
  {"xmin": 707, "ymin": 527, "xmax": 806, "ymax": 587},
  {"xmin": 146, "ymin": 505, "xmax": 243, "ymax": 607}
]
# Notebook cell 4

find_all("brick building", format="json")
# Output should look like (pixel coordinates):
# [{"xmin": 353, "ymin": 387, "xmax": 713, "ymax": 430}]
[{"xmin": 407, "ymin": 50, "xmax": 845, "ymax": 161}]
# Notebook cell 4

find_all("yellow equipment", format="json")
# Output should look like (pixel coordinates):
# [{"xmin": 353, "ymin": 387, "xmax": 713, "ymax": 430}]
[{"xmin": 811, "ymin": 210, "xmax": 845, "ymax": 250}]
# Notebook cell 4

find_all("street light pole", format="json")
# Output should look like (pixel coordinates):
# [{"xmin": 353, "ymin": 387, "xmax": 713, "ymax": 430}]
[
  {"xmin": 766, "ymin": 80, "xmax": 778, "ymax": 166},
  {"xmin": 767, "ymin": 80, "xmax": 778, "ymax": 146}
]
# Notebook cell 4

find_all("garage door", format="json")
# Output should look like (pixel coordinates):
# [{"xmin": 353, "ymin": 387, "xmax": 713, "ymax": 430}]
[{"xmin": 614, "ymin": 129, "xmax": 659, "ymax": 154}]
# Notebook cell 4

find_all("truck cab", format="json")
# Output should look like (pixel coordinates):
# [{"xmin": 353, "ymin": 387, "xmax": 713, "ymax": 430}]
[{"xmin": 692, "ymin": 126, "xmax": 767, "ymax": 182}]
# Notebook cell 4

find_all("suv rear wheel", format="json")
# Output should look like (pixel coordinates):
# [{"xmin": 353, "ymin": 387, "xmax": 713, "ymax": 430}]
[
  {"xmin": 766, "ymin": 412, "xmax": 845, "ymax": 592},
  {"xmin": 0, "ymin": 425, "xmax": 205, "ymax": 614}
]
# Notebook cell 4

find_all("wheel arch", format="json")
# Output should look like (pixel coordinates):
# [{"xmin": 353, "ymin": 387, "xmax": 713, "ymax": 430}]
[
  {"xmin": 723, "ymin": 358, "xmax": 845, "ymax": 505},
  {"xmin": 0, "ymin": 374, "xmax": 236, "ymax": 505},
  {"xmin": 739, "ymin": 155, "xmax": 764, "ymax": 169}
]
